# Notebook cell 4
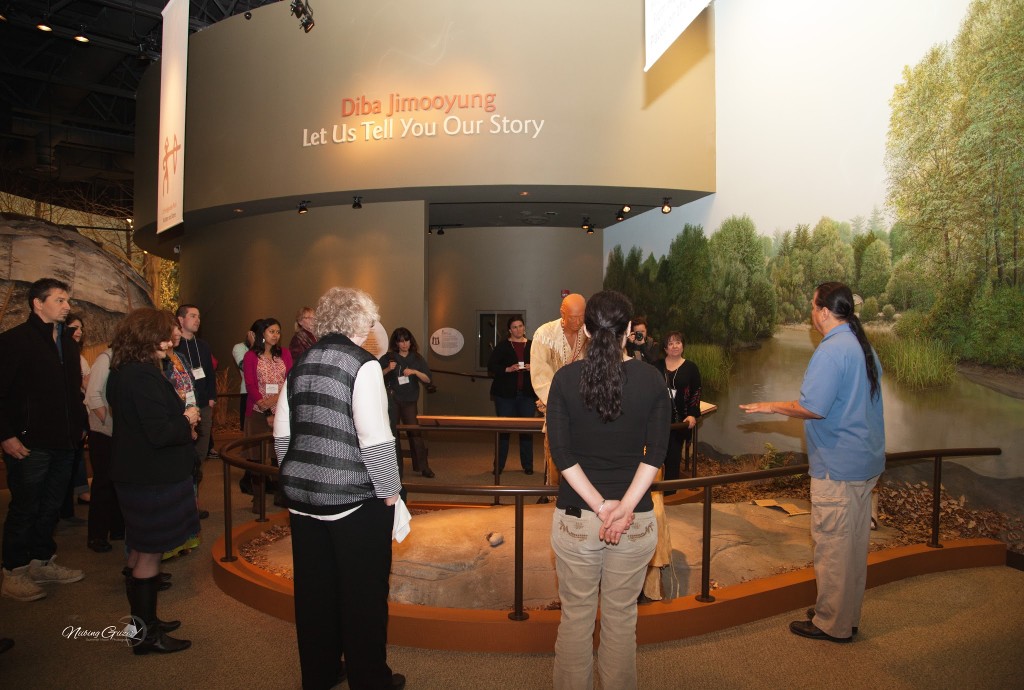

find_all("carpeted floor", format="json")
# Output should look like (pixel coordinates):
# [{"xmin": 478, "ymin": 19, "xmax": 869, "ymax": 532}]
[{"xmin": 2, "ymin": 435, "xmax": 1023, "ymax": 689}]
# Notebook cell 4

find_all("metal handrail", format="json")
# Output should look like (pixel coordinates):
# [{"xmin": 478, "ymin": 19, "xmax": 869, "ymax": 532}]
[{"xmin": 218, "ymin": 435, "xmax": 1002, "ymax": 619}]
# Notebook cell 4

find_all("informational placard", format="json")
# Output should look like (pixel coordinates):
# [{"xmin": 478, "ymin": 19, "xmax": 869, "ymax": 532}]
[
  {"xmin": 362, "ymin": 321, "xmax": 389, "ymax": 358},
  {"xmin": 157, "ymin": 0, "xmax": 188, "ymax": 233},
  {"xmin": 429, "ymin": 327, "xmax": 465, "ymax": 357},
  {"xmin": 644, "ymin": 0, "xmax": 710, "ymax": 72}
]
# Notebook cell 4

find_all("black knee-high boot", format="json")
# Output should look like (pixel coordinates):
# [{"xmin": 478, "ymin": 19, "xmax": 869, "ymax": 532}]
[
  {"xmin": 124, "ymin": 570, "xmax": 179, "ymax": 631},
  {"xmin": 127, "ymin": 575, "xmax": 190, "ymax": 655}
]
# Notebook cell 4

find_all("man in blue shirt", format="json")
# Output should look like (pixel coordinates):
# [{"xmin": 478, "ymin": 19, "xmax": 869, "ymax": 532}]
[{"xmin": 741, "ymin": 282, "xmax": 885, "ymax": 643}]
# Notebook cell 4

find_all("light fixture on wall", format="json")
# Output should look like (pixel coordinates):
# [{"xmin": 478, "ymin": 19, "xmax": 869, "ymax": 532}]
[
  {"xmin": 661, "ymin": 197, "xmax": 672, "ymax": 214},
  {"xmin": 352, "ymin": 196, "xmax": 362, "ymax": 209},
  {"xmin": 581, "ymin": 216, "xmax": 591, "ymax": 232},
  {"xmin": 297, "ymin": 200, "xmax": 310, "ymax": 215},
  {"xmin": 290, "ymin": 0, "xmax": 315, "ymax": 32},
  {"xmin": 74, "ymin": 26, "xmax": 89, "ymax": 42}
]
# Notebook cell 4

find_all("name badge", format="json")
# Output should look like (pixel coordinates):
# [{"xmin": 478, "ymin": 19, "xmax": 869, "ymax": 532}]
[
  {"xmin": 185, "ymin": 391, "xmax": 197, "ymax": 406},
  {"xmin": 192, "ymin": 366, "xmax": 206, "ymax": 380},
  {"xmin": 668, "ymin": 388, "xmax": 676, "ymax": 399},
  {"xmin": 398, "ymin": 375, "xmax": 410, "ymax": 385},
  {"xmin": 265, "ymin": 383, "xmax": 280, "ymax": 395}
]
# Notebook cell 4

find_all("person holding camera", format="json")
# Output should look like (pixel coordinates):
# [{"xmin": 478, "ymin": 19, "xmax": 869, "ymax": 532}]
[{"xmin": 625, "ymin": 317, "xmax": 660, "ymax": 364}]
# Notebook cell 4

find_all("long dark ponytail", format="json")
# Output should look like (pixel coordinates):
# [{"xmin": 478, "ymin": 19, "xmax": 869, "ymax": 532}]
[
  {"xmin": 580, "ymin": 290, "xmax": 633, "ymax": 422},
  {"xmin": 815, "ymin": 282, "xmax": 880, "ymax": 400}
]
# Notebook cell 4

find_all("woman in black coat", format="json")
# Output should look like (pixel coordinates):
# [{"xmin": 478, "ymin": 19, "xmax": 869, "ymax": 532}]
[{"xmin": 108, "ymin": 308, "xmax": 200, "ymax": 655}]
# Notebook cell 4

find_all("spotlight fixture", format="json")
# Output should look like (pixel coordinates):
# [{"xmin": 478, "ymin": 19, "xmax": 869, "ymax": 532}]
[
  {"xmin": 74, "ymin": 26, "xmax": 89, "ymax": 42},
  {"xmin": 244, "ymin": 11, "xmax": 252, "ymax": 20},
  {"xmin": 437, "ymin": 227, "xmax": 445, "ymax": 236},
  {"xmin": 297, "ymin": 200, "xmax": 310, "ymax": 215},
  {"xmin": 622, "ymin": 204, "xmax": 631, "ymax": 214},
  {"xmin": 581, "ymin": 216, "xmax": 591, "ymax": 231},
  {"xmin": 586, "ymin": 226, "xmax": 595, "ymax": 236},
  {"xmin": 427, "ymin": 226, "xmax": 433, "ymax": 235},
  {"xmin": 352, "ymin": 196, "xmax": 362, "ymax": 210},
  {"xmin": 290, "ymin": 0, "xmax": 315, "ymax": 32},
  {"xmin": 616, "ymin": 210, "xmax": 625, "ymax": 222},
  {"xmin": 661, "ymin": 197, "xmax": 672, "ymax": 214},
  {"xmin": 37, "ymin": 17, "xmax": 52, "ymax": 31}
]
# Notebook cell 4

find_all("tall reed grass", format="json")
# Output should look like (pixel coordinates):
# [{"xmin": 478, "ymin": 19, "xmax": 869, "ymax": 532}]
[
  {"xmin": 871, "ymin": 331, "xmax": 957, "ymax": 389},
  {"xmin": 687, "ymin": 343, "xmax": 732, "ymax": 392}
]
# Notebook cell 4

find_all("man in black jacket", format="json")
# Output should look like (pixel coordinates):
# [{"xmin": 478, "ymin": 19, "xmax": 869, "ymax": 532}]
[{"xmin": 0, "ymin": 278, "xmax": 88, "ymax": 602}]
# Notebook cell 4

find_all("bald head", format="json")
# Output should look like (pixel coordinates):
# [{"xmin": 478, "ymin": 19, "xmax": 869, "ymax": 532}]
[{"xmin": 560, "ymin": 293, "xmax": 586, "ymax": 334}]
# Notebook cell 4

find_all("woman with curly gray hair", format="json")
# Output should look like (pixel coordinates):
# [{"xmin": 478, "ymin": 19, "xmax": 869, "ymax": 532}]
[{"xmin": 273, "ymin": 287, "xmax": 405, "ymax": 690}]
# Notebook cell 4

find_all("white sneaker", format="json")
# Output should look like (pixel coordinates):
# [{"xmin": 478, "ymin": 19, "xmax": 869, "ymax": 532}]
[
  {"xmin": 28, "ymin": 556, "xmax": 85, "ymax": 584},
  {"xmin": 2, "ymin": 566, "xmax": 47, "ymax": 601}
]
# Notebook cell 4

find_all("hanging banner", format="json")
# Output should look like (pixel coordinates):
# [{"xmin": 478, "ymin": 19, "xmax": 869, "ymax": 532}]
[
  {"xmin": 644, "ymin": 0, "xmax": 710, "ymax": 72},
  {"xmin": 157, "ymin": 0, "xmax": 188, "ymax": 233}
]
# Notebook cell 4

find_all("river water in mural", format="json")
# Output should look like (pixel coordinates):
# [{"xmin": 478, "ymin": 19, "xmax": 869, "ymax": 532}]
[{"xmin": 699, "ymin": 326, "xmax": 1024, "ymax": 480}]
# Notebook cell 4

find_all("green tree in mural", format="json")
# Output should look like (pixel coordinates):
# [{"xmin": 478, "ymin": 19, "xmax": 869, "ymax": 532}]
[
  {"xmin": 705, "ymin": 215, "xmax": 776, "ymax": 345},
  {"xmin": 660, "ymin": 224, "xmax": 712, "ymax": 339},
  {"xmin": 884, "ymin": 0, "xmax": 1022, "ymax": 365},
  {"xmin": 858, "ymin": 238, "xmax": 893, "ymax": 299},
  {"xmin": 809, "ymin": 217, "xmax": 854, "ymax": 286}
]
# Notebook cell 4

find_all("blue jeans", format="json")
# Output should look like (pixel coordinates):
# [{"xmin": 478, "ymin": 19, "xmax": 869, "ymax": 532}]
[
  {"xmin": 2, "ymin": 447, "xmax": 75, "ymax": 569},
  {"xmin": 494, "ymin": 394, "xmax": 536, "ymax": 472}
]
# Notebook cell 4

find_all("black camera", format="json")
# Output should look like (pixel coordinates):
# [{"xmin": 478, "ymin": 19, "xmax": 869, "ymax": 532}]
[{"xmin": 633, "ymin": 331, "xmax": 645, "ymax": 343}]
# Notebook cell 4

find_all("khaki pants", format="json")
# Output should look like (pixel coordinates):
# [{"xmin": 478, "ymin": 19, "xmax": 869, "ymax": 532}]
[
  {"xmin": 551, "ymin": 508, "xmax": 657, "ymax": 690},
  {"xmin": 810, "ymin": 473, "xmax": 880, "ymax": 638}
]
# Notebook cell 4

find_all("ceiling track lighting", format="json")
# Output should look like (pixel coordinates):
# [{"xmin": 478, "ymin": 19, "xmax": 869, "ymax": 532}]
[
  {"xmin": 297, "ymin": 200, "xmax": 310, "ymax": 215},
  {"xmin": 622, "ymin": 204, "xmax": 631, "ymax": 214},
  {"xmin": 581, "ymin": 216, "xmax": 591, "ymax": 232},
  {"xmin": 661, "ymin": 197, "xmax": 672, "ymax": 214},
  {"xmin": 37, "ymin": 16, "xmax": 52, "ymax": 31},
  {"xmin": 427, "ymin": 226, "xmax": 433, "ymax": 235},
  {"xmin": 616, "ymin": 210, "xmax": 625, "ymax": 222},
  {"xmin": 74, "ymin": 26, "xmax": 89, "ymax": 43},
  {"xmin": 291, "ymin": 0, "xmax": 315, "ymax": 32},
  {"xmin": 586, "ymin": 226, "xmax": 595, "ymax": 235},
  {"xmin": 437, "ymin": 227, "xmax": 445, "ymax": 236},
  {"xmin": 352, "ymin": 195, "xmax": 362, "ymax": 209}
]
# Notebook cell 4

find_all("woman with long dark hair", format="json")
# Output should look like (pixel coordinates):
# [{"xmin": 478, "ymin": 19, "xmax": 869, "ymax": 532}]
[
  {"xmin": 380, "ymin": 327, "xmax": 433, "ymax": 478},
  {"xmin": 741, "ymin": 281, "xmax": 885, "ymax": 643},
  {"xmin": 107, "ymin": 308, "xmax": 199, "ymax": 655},
  {"xmin": 242, "ymin": 318, "xmax": 294, "ymax": 468},
  {"xmin": 546, "ymin": 290, "xmax": 671, "ymax": 689}
]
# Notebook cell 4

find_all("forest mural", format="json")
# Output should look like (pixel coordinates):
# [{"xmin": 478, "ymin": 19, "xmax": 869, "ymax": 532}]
[{"xmin": 607, "ymin": 0, "xmax": 1022, "ymax": 372}]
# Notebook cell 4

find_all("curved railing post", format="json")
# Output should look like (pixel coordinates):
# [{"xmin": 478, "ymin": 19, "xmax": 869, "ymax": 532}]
[
  {"xmin": 254, "ymin": 437, "xmax": 269, "ymax": 522},
  {"xmin": 928, "ymin": 454, "xmax": 944, "ymax": 549},
  {"xmin": 509, "ymin": 495, "xmax": 529, "ymax": 621},
  {"xmin": 221, "ymin": 457, "xmax": 237, "ymax": 562},
  {"xmin": 696, "ymin": 485, "xmax": 716, "ymax": 603}
]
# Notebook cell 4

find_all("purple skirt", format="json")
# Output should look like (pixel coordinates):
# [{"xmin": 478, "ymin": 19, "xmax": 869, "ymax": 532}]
[{"xmin": 115, "ymin": 477, "xmax": 200, "ymax": 553}]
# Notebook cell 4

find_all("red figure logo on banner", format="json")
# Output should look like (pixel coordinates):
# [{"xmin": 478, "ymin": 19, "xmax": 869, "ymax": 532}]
[{"xmin": 162, "ymin": 134, "xmax": 182, "ymax": 194}]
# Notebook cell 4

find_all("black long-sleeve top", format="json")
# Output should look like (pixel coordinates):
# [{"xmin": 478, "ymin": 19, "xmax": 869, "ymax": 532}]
[
  {"xmin": 546, "ymin": 359, "xmax": 670, "ymax": 513},
  {"xmin": 107, "ymin": 361, "xmax": 197, "ymax": 485},
  {"xmin": 0, "ymin": 313, "xmax": 87, "ymax": 449},
  {"xmin": 487, "ymin": 339, "xmax": 536, "ymax": 399},
  {"xmin": 654, "ymin": 358, "xmax": 702, "ymax": 426}
]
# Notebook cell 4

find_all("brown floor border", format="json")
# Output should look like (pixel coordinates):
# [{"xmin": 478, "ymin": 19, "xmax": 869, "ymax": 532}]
[{"xmin": 211, "ymin": 513, "xmax": 1007, "ymax": 653}]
